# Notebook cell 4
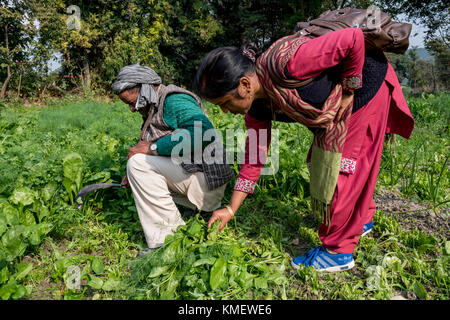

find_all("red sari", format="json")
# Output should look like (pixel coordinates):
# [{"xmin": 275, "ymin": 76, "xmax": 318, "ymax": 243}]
[{"xmin": 234, "ymin": 28, "xmax": 414, "ymax": 253}]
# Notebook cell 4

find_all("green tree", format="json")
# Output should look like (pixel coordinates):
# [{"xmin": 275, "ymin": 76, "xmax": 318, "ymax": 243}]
[
  {"xmin": 0, "ymin": 0, "xmax": 36, "ymax": 99},
  {"xmin": 8, "ymin": 0, "xmax": 446, "ymax": 98},
  {"xmin": 425, "ymin": 38, "xmax": 450, "ymax": 91},
  {"xmin": 33, "ymin": 0, "xmax": 225, "ymax": 91},
  {"xmin": 407, "ymin": 47, "xmax": 421, "ymax": 91},
  {"xmin": 377, "ymin": 0, "xmax": 449, "ymax": 45},
  {"xmin": 385, "ymin": 52, "xmax": 409, "ymax": 85},
  {"xmin": 207, "ymin": 0, "xmax": 325, "ymax": 50}
]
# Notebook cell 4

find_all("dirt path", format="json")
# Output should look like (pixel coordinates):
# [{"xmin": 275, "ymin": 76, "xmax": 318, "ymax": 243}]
[{"xmin": 374, "ymin": 187, "xmax": 449, "ymax": 238}]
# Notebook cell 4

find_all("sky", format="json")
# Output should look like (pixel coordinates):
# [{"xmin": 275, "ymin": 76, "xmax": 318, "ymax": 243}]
[
  {"xmin": 398, "ymin": 14, "xmax": 428, "ymax": 48},
  {"xmin": 409, "ymin": 24, "xmax": 427, "ymax": 47}
]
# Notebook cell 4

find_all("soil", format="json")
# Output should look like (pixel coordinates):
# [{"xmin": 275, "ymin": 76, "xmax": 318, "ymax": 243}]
[
  {"xmin": 287, "ymin": 187, "xmax": 449, "ymax": 261},
  {"xmin": 28, "ymin": 279, "xmax": 64, "ymax": 300},
  {"xmin": 374, "ymin": 187, "xmax": 449, "ymax": 239}
]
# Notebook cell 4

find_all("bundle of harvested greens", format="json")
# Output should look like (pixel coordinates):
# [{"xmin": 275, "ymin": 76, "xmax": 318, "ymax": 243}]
[{"xmin": 122, "ymin": 215, "xmax": 290, "ymax": 300}]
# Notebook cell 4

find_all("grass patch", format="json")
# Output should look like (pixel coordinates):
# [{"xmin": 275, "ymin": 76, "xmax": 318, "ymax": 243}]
[{"xmin": 0, "ymin": 93, "xmax": 448, "ymax": 300}]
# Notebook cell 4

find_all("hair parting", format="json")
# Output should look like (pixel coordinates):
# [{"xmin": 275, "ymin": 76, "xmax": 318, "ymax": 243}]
[{"xmin": 194, "ymin": 44, "xmax": 260, "ymax": 100}]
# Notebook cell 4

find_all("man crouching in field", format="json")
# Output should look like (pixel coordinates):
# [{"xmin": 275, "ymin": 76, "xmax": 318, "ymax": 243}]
[{"xmin": 112, "ymin": 64, "xmax": 234, "ymax": 255}]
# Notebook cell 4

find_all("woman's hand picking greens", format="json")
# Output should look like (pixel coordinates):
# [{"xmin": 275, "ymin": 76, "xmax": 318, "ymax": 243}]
[{"xmin": 207, "ymin": 207, "xmax": 233, "ymax": 232}]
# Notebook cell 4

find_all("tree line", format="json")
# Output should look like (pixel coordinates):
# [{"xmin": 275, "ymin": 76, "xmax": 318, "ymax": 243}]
[{"xmin": 1, "ymin": 0, "xmax": 448, "ymax": 102}]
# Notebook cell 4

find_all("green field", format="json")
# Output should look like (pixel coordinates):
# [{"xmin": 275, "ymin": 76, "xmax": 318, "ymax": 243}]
[{"xmin": 0, "ymin": 93, "xmax": 448, "ymax": 300}]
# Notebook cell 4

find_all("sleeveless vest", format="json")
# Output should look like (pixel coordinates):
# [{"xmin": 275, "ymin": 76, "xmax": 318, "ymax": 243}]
[{"xmin": 140, "ymin": 84, "xmax": 234, "ymax": 190}]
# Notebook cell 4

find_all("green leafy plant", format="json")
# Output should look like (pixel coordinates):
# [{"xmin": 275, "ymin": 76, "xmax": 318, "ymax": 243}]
[
  {"xmin": 0, "ymin": 94, "xmax": 448, "ymax": 300},
  {"xmin": 62, "ymin": 153, "xmax": 84, "ymax": 205},
  {"xmin": 123, "ymin": 216, "xmax": 289, "ymax": 300}
]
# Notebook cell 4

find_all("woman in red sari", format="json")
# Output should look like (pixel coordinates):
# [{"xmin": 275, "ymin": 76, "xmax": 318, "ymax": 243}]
[{"xmin": 194, "ymin": 28, "xmax": 414, "ymax": 272}]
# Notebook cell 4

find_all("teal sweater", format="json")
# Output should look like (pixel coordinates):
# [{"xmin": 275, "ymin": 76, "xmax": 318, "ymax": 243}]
[{"xmin": 154, "ymin": 93, "xmax": 215, "ymax": 156}]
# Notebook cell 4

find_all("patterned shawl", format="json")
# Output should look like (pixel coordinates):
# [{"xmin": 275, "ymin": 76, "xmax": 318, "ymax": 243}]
[{"xmin": 256, "ymin": 34, "xmax": 353, "ymax": 225}]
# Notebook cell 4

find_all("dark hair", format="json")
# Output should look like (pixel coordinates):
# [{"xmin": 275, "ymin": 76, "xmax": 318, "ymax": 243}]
[{"xmin": 193, "ymin": 46, "xmax": 257, "ymax": 100}]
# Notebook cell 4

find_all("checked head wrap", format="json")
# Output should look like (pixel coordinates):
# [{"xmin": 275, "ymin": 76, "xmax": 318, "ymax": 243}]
[{"xmin": 112, "ymin": 64, "xmax": 161, "ymax": 110}]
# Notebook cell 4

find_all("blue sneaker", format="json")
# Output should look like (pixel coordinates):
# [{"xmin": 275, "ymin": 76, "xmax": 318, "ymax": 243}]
[
  {"xmin": 362, "ymin": 220, "xmax": 373, "ymax": 237},
  {"xmin": 291, "ymin": 246, "xmax": 355, "ymax": 272}
]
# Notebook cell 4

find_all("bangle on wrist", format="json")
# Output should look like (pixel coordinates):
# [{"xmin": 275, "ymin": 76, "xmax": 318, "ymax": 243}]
[{"xmin": 225, "ymin": 205, "xmax": 235, "ymax": 219}]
